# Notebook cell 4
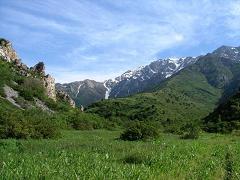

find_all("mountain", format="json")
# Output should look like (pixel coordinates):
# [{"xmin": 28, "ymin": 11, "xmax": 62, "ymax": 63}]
[
  {"xmin": 87, "ymin": 45, "xmax": 240, "ymax": 133},
  {"xmin": 56, "ymin": 57, "xmax": 198, "ymax": 106},
  {"xmin": 56, "ymin": 79, "xmax": 106, "ymax": 107},
  {"xmin": 105, "ymin": 57, "xmax": 199, "ymax": 98}
]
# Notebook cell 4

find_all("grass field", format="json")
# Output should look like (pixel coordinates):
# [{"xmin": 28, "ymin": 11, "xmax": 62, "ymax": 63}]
[{"xmin": 0, "ymin": 130, "xmax": 240, "ymax": 179}]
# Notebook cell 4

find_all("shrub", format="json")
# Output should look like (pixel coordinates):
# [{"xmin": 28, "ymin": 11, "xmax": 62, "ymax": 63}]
[
  {"xmin": 18, "ymin": 78, "xmax": 45, "ymax": 101},
  {"xmin": 0, "ymin": 109, "xmax": 60, "ymax": 139},
  {"xmin": 180, "ymin": 123, "xmax": 200, "ymax": 139},
  {"xmin": 66, "ymin": 111, "xmax": 112, "ymax": 130},
  {"xmin": 45, "ymin": 98, "xmax": 72, "ymax": 112},
  {"xmin": 120, "ymin": 121, "xmax": 159, "ymax": 141}
]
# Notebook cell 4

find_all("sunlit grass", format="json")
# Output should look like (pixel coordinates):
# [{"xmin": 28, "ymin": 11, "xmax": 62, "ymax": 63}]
[{"xmin": 0, "ymin": 130, "xmax": 240, "ymax": 179}]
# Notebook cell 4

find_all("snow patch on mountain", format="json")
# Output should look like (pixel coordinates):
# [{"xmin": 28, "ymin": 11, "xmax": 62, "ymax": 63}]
[
  {"xmin": 103, "ymin": 56, "xmax": 198, "ymax": 98},
  {"xmin": 75, "ymin": 83, "xmax": 83, "ymax": 98},
  {"xmin": 104, "ymin": 81, "xmax": 111, "ymax": 99}
]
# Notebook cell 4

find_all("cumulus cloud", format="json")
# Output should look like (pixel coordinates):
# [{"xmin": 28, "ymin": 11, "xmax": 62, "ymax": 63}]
[{"xmin": 0, "ymin": 0, "xmax": 240, "ymax": 82}]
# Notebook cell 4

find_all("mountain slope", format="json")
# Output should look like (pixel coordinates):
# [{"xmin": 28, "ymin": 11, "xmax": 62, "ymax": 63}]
[
  {"xmin": 87, "ymin": 48, "xmax": 240, "ymax": 132},
  {"xmin": 56, "ymin": 79, "xmax": 106, "ymax": 107},
  {"xmin": 57, "ymin": 57, "xmax": 198, "ymax": 106},
  {"xmin": 203, "ymin": 89, "xmax": 240, "ymax": 133},
  {"xmin": 106, "ymin": 57, "xmax": 198, "ymax": 98}
]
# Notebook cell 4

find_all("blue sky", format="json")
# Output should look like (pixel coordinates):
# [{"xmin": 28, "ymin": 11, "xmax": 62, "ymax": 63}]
[{"xmin": 1, "ymin": 0, "xmax": 240, "ymax": 83}]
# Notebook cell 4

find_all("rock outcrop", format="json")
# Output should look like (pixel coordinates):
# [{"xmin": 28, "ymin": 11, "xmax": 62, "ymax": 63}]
[
  {"xmin": 43, "ymin": 74, "xmax": 56, "ymax": 101},
  {"xmin": 0, "ymin": 38, "xmax": 19, "ymax": 62},
  {"xmin": 56, "ymin": 90, "xmax": 75, "ymax": 108},
  {"xmin": 31, "ymin": 62, "xmax": 56, "ymax": 101},
  {"xmin": 3, "ymin": 85, "xmax": 22, "ymax": 109},
  {"xmin": 33, "ymin": 62, "xmax": 45, "ymax": 75},
  {"xmin": 0, "ymin": 38, "xmax": 57, "ymax": 102},
  {"xmin": 0, "ymin": 38, "xmax": 30, "ymax": 76}
]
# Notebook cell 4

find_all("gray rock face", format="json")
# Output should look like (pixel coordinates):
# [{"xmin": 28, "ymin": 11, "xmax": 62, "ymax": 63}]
[
  {"xmin": 212, "ymin": 46, "xmax": 240, "ymax": 61},
  {"xmin": 0, "ymin": 38, "xmax": 19, "ymax": 62},
  {"xmin": 56, "ymin": 90, "xmax": 75, "ymax": 108},
  {"xmin": 56, "ymin": 79, "xmax": 106, "ymax": 107},
  {"xmin": 3, "ymin": 85, "xmax": 22, "ymax": 109},
  {"xmin": 34, "ymin": 98, "xmax": 53, "ymax": 113},
  {"xmin": 43, "ymin": 74, "xmax": 56, "ymax": 101}
]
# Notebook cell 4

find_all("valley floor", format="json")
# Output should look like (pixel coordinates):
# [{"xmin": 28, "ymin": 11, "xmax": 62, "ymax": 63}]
[{"xmin": 0, "ymin": 130, "xmax": 239, "ymax": 179}]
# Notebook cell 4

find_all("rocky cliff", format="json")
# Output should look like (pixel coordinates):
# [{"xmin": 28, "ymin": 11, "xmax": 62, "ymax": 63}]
[
  {"xmin": 0, "ymin": 38, "xmax": 19, "ymax": 62},
  {"xmin": 0, "ymin": 38, "xmax": 75, "ymax": 107}
]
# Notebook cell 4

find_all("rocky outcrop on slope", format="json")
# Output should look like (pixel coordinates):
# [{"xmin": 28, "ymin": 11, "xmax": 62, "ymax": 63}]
[
  {"xmin": 56, "ymin": 90, "xmax": 75, "ymax": 108},
  {"xmin": 43, "ymin": 74, "xmax": 56, "ymax": 101},
  {"xmin": 0, "ymin": 38, "xmax": 58, "ymax": 102},
  {"xmin": 33, "ymin": 62, "xmax": 45, "ymax": 75},
  {"xmin": 0, "ymin": 38, "xmax": 19, "ymax": 62}
]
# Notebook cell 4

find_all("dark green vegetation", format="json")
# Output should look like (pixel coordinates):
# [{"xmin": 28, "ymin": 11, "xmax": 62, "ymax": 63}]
[
  {"xmin": 0, "ymin": 107, "xmax": 61, "ymax": 139},
  {"xmin": 120, "ymin": 121, "xmax": 159, "ymax": 141},
  {"xmin": 1, "ymin": 130, "xmax": 240, "ymax": 179},
  {"xmin": 203, "ymin": 89, "xmax": 240, "ymax": 133},
  {"xmin": 180, "ymin": 123, "xmax": 200, "ymax": 139},
  {"xmin": 87, "ymin": 54, "xmax": 240, "ymax": 133},
  {"xmin": 0, "ymin": 58, "xmax": 108, "ymax": 139}
]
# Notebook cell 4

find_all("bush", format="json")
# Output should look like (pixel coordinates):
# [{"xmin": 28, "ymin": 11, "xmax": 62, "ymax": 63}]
[
  {"xmin": 0, "ymin": 109, "xmax": 61, "ymax": 139},
  {"xmin": 66, "ymin": 111, "xmax": 113, "ymax": 130},
  {"xmin": 120, "ymin": 121, "xmax": 159, "ymax": 141},
  {"xmin": 45, "ymin": 98, "xmax": 72, "ymax": 112},
  {"xmin": 180, "ymin": 123, "xmax": 200, "ymax": 139},
  {"xmin": 18, "ymin": 78, "xmax": 45, "ymax": 101}
]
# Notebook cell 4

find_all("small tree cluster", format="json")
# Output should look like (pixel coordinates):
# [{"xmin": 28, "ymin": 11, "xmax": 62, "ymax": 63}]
[
  {"xmin": 120, "ymin": 121, "xmax": 159, "ymax": 141},
  {"xmin": 66, "ymin": 110, "xmax": 116, "ymax": 130},
  {"xmin": 180, "ymin": 123, "xmax": 200, "ymax": 139}
]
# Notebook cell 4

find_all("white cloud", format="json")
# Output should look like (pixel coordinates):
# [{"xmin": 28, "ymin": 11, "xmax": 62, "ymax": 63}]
[{"xmin": 1, "ymin": 0, "xmax": 240, "ymax": 82}]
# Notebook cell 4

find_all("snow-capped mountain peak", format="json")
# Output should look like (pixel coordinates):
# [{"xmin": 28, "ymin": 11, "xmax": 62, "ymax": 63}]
[
  {"xmin": 213, "ymin": 45, "xmax": 240, "ymax": 60},
  {"xmin": 104, "ymin": 56, "xmax": 198, "ymax": 98}
]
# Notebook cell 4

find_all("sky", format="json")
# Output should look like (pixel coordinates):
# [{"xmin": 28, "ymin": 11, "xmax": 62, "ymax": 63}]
[{"xmin": 1, "ymin": 0, "xmax": 240, "ymax": 83}]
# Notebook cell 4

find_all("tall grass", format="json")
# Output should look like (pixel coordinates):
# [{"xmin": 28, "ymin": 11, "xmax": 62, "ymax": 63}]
[{"xmin": 1, "ymin": 130, "xmax": 240, "ymax": 179}]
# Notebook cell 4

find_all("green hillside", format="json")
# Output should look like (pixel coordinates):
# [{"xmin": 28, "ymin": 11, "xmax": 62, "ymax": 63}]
[
  {"xmin": 0, "ymin": 57, "xmax": 109, "ymax": 139},
  {"xmin": 87, "ymin": 54, "xmax": 240, "ymax": 133},
  {"xmin": 203, "ymin": 89, "xmax": 240, "ymax": 133}
]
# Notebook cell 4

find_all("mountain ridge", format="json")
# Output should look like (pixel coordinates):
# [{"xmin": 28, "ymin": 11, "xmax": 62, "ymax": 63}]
[{"xmin": 56, "ymin": 56, "xmax": 199, "ymax": 106}]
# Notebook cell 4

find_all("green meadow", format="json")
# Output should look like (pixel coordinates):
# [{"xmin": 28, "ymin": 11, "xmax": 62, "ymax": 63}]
[{"xmin": 0, "ymin": 130, "xmax": 239, "ymax": 179}]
